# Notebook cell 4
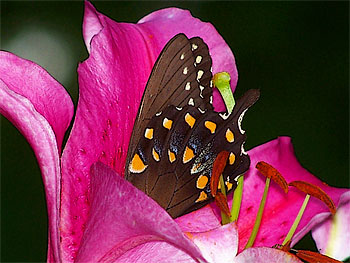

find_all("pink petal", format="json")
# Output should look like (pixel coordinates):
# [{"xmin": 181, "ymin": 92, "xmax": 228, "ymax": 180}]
[
  {"xmin": 138, "ymin": 8, "xmax": 238, "ymax": 111},
  {"xmin": 175, "ymin": 204, "xmax": 221, "ymax": 233},
  {"xmin": 0, "ymin": 80, "xmax": 61, "ymax": 262},
  {"xmin": 0, "ymin": 51, "xmax": 73, "ymax": 153},
  {"xmin": 234, "ymin": 247, "xmax": 302, "ymax": 263},
  {"xmin": 234, "ymin": 137, "xmax": 347, "ymax": 251},
  {"xmin": 61, "ymin": 2, "xmax": 237, "ymax": 260},
  {"xmin": 311, "ymin": 191, "xmax": 350, "ymax": 261},
  {"xmin": 187, "ymin": 222, "xmax": 239, "ymax": 263},
  {"xmin": 82, "ymin": 1, "xmax": 103, "ymax": 53},
  {"xmin": 76, "ymin": 162, "xmax": 205, "ymax": 263}
]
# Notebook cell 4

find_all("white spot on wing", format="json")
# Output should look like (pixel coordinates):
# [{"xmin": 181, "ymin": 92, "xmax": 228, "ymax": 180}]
[
  {"xmin": 198, "ymin": 107, "xmax": 205, "ymax": 113},
  {"xmin": 196, "ymin": 55, "xmax": 202, "ymax": 64},
  {"xmin": 183, "ymin": 67, "xmax": 188, "ymax": 75},
  {"xmin": 176, "ymin": 106, "xmax": 182, "ymax": 111},
  {"xmin": 155, "ymin": 111, "xmax": 162, "ymax": 116},
  {"xmin": 192, "ymin": 43, "xmax": 198, "ymax": 50},
  {"xmin": 188, "ymin": 98, "xmax": 194, "ymax": 106},
  {"xmin": 199, "ymin": 85, "xmax": 204, "ymax": 98},
  {"xmin": 238, "ymin": 109, "xmax": 248, "ymax": 134},
  {"xmin": 197, "ymin": 70, "xmax": 204, "ymax": 80},
  {"xmin": 241, "ymin": 142, "xmax": 247, "ymax": 155},
  {"xmin": 180, "ymin": 53, "xmax": 185, "ymax": 60},
  {"xmin": 219, "ymin": 112, "xmax": 229, "ymax": 120},
  {"xmin": 210, "ymin": 96, "xmax": 213, "ymax": 104},
  {"xmin": 185, "ymin": 82, "xmax": 191, "ymax": 90}
]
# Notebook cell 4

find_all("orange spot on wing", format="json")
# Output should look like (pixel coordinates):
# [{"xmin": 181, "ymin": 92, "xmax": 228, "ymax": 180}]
[
  {"xmin": 229, "ymin": 152, "xmax": 235, "ymax": 165},
  {"xmin": 163, "ymin": 118, "xmax": 173, "ymax": 130},
  {"xmin": 225, "ymin": 128, "xmax": 234, "ymax": 143},
  {"xmin": 196, "ymin": 175, "xmax": 208, "ymax": 189},
  {"xmin": 183, "ymin": 146, "xmax": 195, "ymax": 163},
  {"xmin": 144, "ymin": 128, "xmax": 153, "ymax": 139},
  {"xmin": 185, "ymin": 113, "xmax": 196, "ymax": 128},
  {"xmin": 195, "ymin": 191, "xmax": 208, "ymax": 203},
  {"xmin": 129, "ymin": 153, "xmax": 147, "ymax": 173},
  {"xmin": 204, "ymin": 121, "xmax": 216, "ymax": 134}
]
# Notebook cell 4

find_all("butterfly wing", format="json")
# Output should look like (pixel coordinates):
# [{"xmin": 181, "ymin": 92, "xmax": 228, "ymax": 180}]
[
  {"xmin": 126, "ymin": 33, "xmax": 213, "ymax": 176},
  {"xmin": 127, "ymin": 89, "xmax": 260, "ymax": 218}
]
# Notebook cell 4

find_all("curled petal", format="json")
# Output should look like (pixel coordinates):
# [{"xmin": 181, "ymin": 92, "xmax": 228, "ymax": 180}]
[
  {"xmin": 234, "ymin": 247, "xmax": 302, "ymax": 263},
  {"xmin": 62, "ymin": 2, "xmax": 238, "ymax": 260},
  {"xmin": 0, "ymin": 51, "xmax": 73, "ymax": 153},
  {"xmin": 0, "ymin": 80, "xmax": 62, "ymax": 262},
  {"xmin": 76, "ymin": 162, "xmax": 205, "ymax": 263},
  {"xmin": 311, "ymin": 191, "xmax": 350, "ymax": 261}
]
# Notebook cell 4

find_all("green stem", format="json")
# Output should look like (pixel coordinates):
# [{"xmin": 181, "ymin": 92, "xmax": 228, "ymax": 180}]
[
  {"xmin": 245, "ymin": 177, "xmax": 271, "ymax": 249},
  {"xmin": 231, "ymin": 175, "xmax": 244, "ymax": 222},
  {"xmin": 282, "ymin": 194, "xmax": 310, "ymax": 246}
]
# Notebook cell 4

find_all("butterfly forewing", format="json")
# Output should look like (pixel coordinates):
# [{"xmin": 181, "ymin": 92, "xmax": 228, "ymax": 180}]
[{"xmin": 126, "ymin": 34, "xmax": 213, "ymax": 174}]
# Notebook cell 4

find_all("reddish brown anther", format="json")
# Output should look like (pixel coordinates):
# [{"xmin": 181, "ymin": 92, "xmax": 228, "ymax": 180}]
[
  {"xmin": 295, "ymin": 250, "xmax": 342, "ymax": 263},
  {"xmin": 256, "ymin": 161, "xmax": 288, "ymax": 193},
  {"xmin": 214, "ymin": 192, "xmax": 231, "ymax": 217},
  {"xmin": 210, "ymin": 151, "xmax": 229, "ymax": 196},
  {"xmin": 289, "ymin": 181, "xmax": 336, "ymax": 215}
]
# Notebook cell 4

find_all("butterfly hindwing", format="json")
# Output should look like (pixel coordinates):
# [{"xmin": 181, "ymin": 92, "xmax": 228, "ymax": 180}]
[{"xmin": 127, "ymin": 89, "xmax": 260, "ymax": 218}]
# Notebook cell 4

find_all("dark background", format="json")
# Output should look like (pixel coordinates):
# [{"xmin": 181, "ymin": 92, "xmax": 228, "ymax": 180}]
[{"xmin": 1, "ymin": 1, "xmax": 349, "ymax": 262}]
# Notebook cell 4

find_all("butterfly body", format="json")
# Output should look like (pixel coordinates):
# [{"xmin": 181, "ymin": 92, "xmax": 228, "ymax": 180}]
[{"xmin": 125, "ymin": 33, "xmax": 259, "ymax": 218}]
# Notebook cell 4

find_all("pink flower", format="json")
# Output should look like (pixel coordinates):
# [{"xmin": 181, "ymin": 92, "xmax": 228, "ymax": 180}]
[{"xmin": 0, "ymin": 1, "xmax": 348, "ymax": 262}]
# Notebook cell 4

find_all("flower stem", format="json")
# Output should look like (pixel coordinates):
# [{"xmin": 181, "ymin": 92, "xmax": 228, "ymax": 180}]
[
  {"xmin": 231, "ymin": 175, "xmax": 244, "ymax": 222},
  {"xmin": 282, "ymin": 194, "xmax": 310, "ymax": 246},
  {"xmin": 245, "ymin": 177, "xmax": 270, "ymax": 249}
]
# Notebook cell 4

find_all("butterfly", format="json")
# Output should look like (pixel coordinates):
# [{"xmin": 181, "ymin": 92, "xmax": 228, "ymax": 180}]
[{"xmin": 125, "ymin": 33, "xmax": 259, "ymax": 218}]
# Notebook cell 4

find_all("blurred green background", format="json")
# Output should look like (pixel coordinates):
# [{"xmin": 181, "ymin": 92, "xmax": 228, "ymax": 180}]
[{"xmin": 1, "ymin": 1, "xmax": 349, "ymax": 262}]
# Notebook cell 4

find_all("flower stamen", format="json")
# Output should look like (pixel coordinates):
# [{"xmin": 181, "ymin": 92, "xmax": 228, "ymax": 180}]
[
  {"xmin": 245, "ymin": 162, "xmax": 289, "ymax": 248},
  {"xmin": 282, "ymin": 180, "xmax": 337, "ymax": 246}
]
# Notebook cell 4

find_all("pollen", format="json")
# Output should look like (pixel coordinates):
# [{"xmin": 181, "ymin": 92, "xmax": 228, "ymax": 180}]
[
  {"xmin": 129, "ymin": 153, "xmax": 148, "ymax": 173},
  {"xmin": 144, "ymin": 128, "xmax": 153, "ymax": 139},
  {"xmin": 185, "ymin": 113, "xmax": 196, "ymax": 128},
  {"xmin": 226, "ymin": 128, "xmax": 234, "ymax": 143},
  {"xmin": 163, "ymin": 118, "xmax": 173, "ymax": 130},
  {"xmin": 183, "ymin": 146, "xmax": 195, "ymax": 163},
  {"xmin": 204, "ymin": 121, "xmax": 216, "ymax": 134}
]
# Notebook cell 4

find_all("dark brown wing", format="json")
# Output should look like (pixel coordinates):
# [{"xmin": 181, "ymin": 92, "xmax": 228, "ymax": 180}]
[
  {"xmin": 126, "ymin": 89, "xmax": 260, "ymax": 218},
  {"xmin": 125, "ymin": 33, "xmax": 213, "ymax": 176}
]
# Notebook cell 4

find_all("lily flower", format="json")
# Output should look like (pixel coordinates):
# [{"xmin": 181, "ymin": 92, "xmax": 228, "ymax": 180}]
[{"xmin": 0, "ymin": 1, "xmax": 348, "ymax": 262}]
